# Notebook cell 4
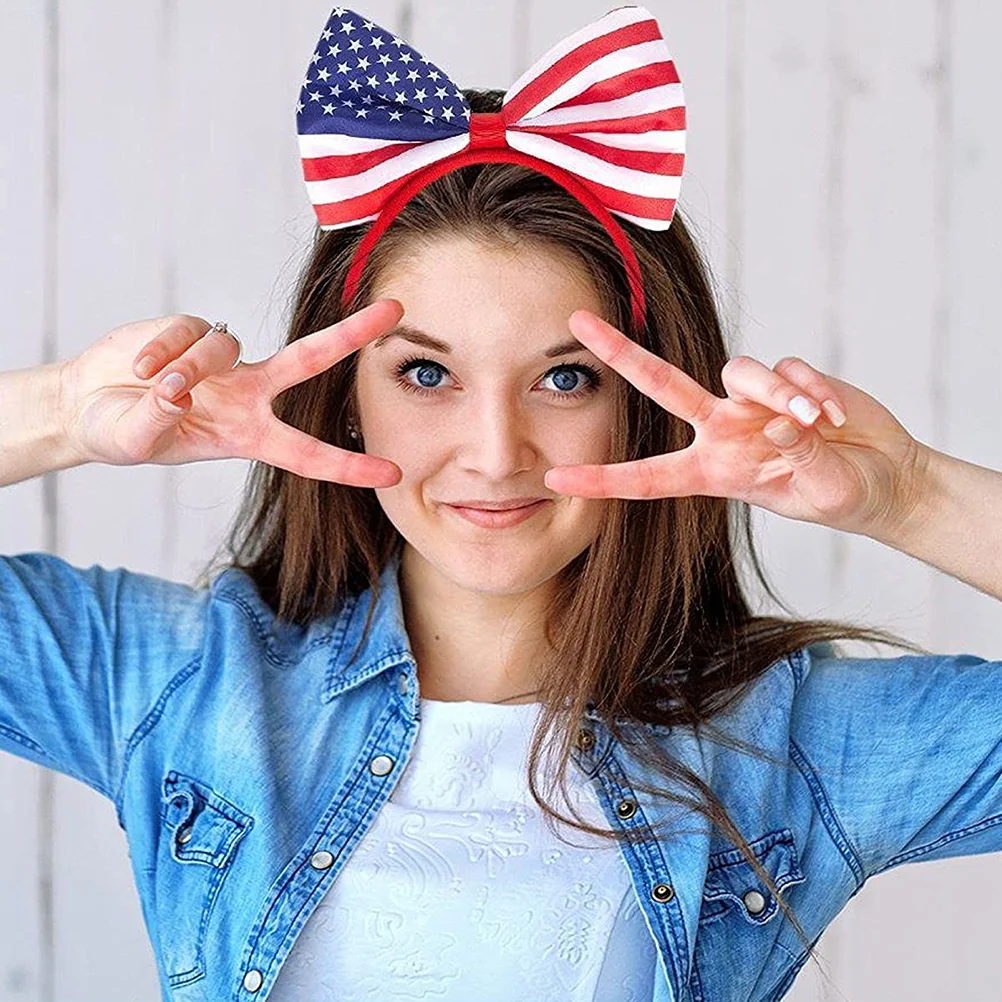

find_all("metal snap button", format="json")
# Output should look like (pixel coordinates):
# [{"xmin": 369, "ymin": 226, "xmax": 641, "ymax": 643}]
[
  {"xmin": 398, "ymin": 674, "xmax": 409, "ymax": 695},
  {"xmin": 369, "ymin": 754, "xmax": 394, "ymax": 776},
  {"xmin": 743, "ymin": 889, "xmax": 767, "ymax": 915},
  {"xmin": 651, "ymin": 883, "xmax": 675, "ymax": 903},
  {"xmin": 576, "ymin": 729, "xmax": 595, "ymax": 752},
  {"xmin": 310, "ymin": 850, "xmax": 334, "ymax": 870},
  {"xmin": 616, "ymin": 798, "xmax": 637, "ymax": 820},
  {"xmin": 243, "ymin": 968, "xmax": 263, "ymax": 992},
  {"xmin": 176, "ymin": 825, "xmax": 193, "ymax": 845}
]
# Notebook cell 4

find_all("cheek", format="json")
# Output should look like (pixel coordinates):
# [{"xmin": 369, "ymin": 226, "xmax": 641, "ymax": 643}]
[
  {"xmin": 357, "ymin": 397, "xmax": 428, "ymax": 456},
  {"xmin": 551, "ymin": 411, "xmax": 614, "ymax": 463}
]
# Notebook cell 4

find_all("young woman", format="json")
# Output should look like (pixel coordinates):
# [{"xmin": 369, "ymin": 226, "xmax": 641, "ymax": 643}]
[{"xmin": 3, "ymin": 7, "xmax": 1001, "ymax": 1002}]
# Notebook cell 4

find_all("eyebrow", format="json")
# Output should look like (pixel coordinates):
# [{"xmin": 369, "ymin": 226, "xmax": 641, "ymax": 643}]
[{"xmin": 370, "ymin": 324, "xmax": 590, "ymax": 359}]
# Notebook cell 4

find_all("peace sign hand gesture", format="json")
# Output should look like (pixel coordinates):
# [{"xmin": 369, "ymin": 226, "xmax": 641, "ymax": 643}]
[
  {"xmin": 542, "ymin": 310, "xmax": 929, "ymax": 541},
  {"xmin": 59, "ymin": 300, "xmax": 406, "ymax": 487}
]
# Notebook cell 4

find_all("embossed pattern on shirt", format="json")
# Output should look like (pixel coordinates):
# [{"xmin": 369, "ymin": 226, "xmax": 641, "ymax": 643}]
[{"xmin": 268, "ymin": 696, "xmax": 658, "ymax": 1000}]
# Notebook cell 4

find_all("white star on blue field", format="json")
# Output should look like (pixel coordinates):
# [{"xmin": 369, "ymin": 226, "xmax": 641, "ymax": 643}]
[{"xmin": 297, "ymin": 6, "xmax": 472, "ymax": 142}]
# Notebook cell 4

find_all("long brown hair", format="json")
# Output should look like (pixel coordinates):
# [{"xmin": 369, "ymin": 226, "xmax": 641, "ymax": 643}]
[{"xmin": 196, "ymin": 88, "xmax": 930, "ymax": 977}]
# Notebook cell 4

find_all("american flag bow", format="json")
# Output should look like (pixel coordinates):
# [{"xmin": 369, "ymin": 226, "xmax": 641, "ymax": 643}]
[{"xmin": 297, "ymin": 4, "xmax": 686, "ymax": 232}]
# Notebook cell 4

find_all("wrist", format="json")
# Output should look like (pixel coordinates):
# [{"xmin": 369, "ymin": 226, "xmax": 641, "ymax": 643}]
[
  {"xmin": 870, "ymin": 439, "xmax": 1002, "ymax": 601},
  {"xmin": 0, "ymin": 361, "xmax": 88, "ymax": 489},
  {"xmin": 53, "ymin": 358, "xmax": 93, "ymax": 468},
  {"xmin": 870, "ymin": 438, "xmax": 943, "ymax": 553},
  {"xmin": 42, "ymin": 359, "xmax": 88, "ymax": 470}
]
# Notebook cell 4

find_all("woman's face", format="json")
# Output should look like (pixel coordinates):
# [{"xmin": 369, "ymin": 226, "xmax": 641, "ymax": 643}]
[{"xmin": 355, "ymin": 234, "xmax": 616, "ymax": 596}]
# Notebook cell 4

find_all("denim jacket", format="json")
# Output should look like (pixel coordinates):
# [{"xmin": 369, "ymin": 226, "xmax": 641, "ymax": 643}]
[{"xmin": 2, "ymin": 543, "xmax": 1001, "ymax": 1002}]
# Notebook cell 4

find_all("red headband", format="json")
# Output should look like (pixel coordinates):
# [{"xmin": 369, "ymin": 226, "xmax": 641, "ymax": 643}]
[{"xmin": 339, "ymin": 112, "xmax": 650, "ymax": 334}]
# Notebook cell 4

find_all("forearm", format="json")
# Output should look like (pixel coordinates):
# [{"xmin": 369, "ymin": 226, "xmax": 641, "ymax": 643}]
[
  {"xmin": 873, "ymin": 443, "xmax": 1002, "ymax": 602},
  {"xmin": 0, "ymin": 362, "xmax": 87, "ymax": 488}
]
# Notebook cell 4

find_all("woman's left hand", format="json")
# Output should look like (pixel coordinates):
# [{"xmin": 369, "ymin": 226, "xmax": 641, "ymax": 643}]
[{"xmin": 543, "ymin": 309, "xmax": 930, "ymax": 539}]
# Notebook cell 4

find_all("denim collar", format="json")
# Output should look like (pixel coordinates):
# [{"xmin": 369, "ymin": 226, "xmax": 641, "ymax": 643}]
[{"xmin": 322, "ymin": 540, "xmax": 416, "ymax": 703}]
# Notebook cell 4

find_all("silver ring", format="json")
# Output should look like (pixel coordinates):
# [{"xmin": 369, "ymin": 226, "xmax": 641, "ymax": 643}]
[{"xmin": 209, "ymin": 321, "xmax": 242, "ymax": 368}]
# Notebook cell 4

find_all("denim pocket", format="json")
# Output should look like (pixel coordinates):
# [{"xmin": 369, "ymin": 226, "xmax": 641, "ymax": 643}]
[
  {"xmin": 699, "ymin": 826, "xmax": 805, "ymax": 926},
  {"xmin": 688, "ymin": 827, "xmax": 807, "ymax": 1002},
  {"xmin": 157, "ymin": 770, "xmax": 254, "ymax": 987}
]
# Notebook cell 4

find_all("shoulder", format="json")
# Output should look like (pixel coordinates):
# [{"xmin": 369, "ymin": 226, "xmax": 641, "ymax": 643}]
[
  {"xmin": 1, "ymin": 548, "xmax": 212, "ymax": 644},
  {"xmin": 205, "ymin": 565, "xmax": 349, "ymax": 669}
]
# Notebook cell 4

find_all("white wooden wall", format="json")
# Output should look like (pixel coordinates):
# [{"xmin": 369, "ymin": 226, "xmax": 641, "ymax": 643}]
[{"xmin": 1, "ymin": 0, "xmax": 1000, "ymax": 998}]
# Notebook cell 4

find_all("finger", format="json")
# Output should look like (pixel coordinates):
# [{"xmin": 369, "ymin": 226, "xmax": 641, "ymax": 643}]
[
  {"xmin": 567, "ymin": 309, "xmax": 718, "ymax": 427},
  {"xmin": 544, "ymin": 450, "xmax": 708, "ymax": 500},
  {"xmin": 771, "ymin": 356, "xmax": 847, "ymax": 427},
  {"xmin": 149, "ymin": 324, "xmax": 242, "ymax": 402},
  {"xmin": 119, "ymin": 384, "xmax": 193, "ymax": 457},
  {"xmin": 762, "ymin": 415, "xmax": 846, "ymax": 485},
  {"xmin": 721, "ymin": 356, "xmax": 828, "ymax": 428},
  {"xmin": 262, "ymin": 299, "xmax": 404, "ymax": 396},
  {"xmin": 251, "ymin": 417, "xmax": 403, "ymax": 488},
  {"xmin": 132, "ymin": 315, "xmax": 215, "ymax": 381}
]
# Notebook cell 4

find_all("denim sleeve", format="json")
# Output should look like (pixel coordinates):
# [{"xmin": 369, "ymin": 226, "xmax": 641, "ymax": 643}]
[
  {"xmin": 789, "ymin": 641, "xmax": 1002, "ymax": 884},
  {"xmin": 0, "ymin": 550, "xmax": 209, "ymax": 814}
]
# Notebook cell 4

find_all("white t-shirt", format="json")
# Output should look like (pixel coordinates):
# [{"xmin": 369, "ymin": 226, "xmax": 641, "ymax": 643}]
[{"xmin": 268, "ymin": 696, "xmax": 658, "ymax": 1001}]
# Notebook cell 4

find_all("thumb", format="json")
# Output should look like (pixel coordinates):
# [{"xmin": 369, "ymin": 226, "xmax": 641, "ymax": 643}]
[
  {"xmin": 133, "ymin": 385, "xmax": 191, "ymax": 445},
  {"xmin": 762, "ymin": 416, "xmax": 846, "ymax": 493},
  {"xmin": 763, "ymin": 417, "xmax": 819, "ymax": 459},
  {"xmin": 760, "ymin": 414, "xmax": 868, "ymax": 532}
]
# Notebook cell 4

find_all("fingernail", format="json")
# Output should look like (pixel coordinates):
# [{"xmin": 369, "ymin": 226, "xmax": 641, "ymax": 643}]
[
  {"xmin": 788, "ymin": 395, "xmax": 820, "ymax": 425},
  {"xmin": 159, "ymin": 372, "xmax": 186, "ymax": 398},
  {"xmin": 766, "ymin": 419, "xmax": 799, "ymax": 446},
  {"xmin": 135, "ymin": 355, "xmax": 156, "ymax": 379},
  {"xmin": 821, "ymin": 399, "xmax": 847, "ymax": 427}
]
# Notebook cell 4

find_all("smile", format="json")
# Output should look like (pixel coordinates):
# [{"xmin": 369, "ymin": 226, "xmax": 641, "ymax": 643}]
[{"xmin": 443, "ymin": 499, "xmax": 551, "ymax": 528}]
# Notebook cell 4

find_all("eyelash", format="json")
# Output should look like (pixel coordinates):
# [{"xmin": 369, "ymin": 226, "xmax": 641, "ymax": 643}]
[{"xmin": 392, "ymin": 354, "xmax": 603, "ymax": 401}]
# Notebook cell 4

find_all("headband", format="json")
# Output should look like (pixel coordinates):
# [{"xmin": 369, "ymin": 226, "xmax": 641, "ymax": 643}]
[{"xmin": 296, "ymin": 4, "xmax": 687, "ymax": 334}]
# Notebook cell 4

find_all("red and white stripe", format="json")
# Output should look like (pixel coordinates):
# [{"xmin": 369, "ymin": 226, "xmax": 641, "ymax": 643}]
[
  {"xmin": 299, "ymin": 5, "xmax": 685, "ymax": 231},
  {"xmin": 501, "ymin": 5, "xmax": 685, "ymax": 229},
  {"xmin": 301, "ymin": 133, "xmax": 468, "ymax": 229}
]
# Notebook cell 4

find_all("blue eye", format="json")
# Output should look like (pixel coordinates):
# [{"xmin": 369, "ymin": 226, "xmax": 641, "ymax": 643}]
[{"xmin": 393, "ymin": 356, "xmax": 602, "ymax": 400}]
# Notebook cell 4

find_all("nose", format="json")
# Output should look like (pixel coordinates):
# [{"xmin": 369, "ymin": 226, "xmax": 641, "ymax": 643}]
[{"xmin": 458, "ymin": 400, "xmax": 540, "ymax": 479}]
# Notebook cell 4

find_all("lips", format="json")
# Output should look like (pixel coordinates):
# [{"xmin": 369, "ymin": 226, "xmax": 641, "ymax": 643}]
[
  {"xmin": 446, "ymin": 498, "xmax": 545, "ymax": 511},
  {"xmin": 444, "ymin": 499, "xmax": 551, "ymax": 528}
]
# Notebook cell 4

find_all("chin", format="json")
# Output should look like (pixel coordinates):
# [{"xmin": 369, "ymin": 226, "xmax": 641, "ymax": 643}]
[
  {"xmin": 433, "ymin": 528, "xmax": 594, "ymax": 596},
  {"xmin": 444, "ymin": 548, "xmax": 561, "ymax": 595}
]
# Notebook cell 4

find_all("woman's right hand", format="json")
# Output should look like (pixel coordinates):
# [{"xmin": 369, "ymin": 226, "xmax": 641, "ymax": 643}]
[{"xmin": 57, "ymin": 300, "xmax": 404, "ymax": 487}]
